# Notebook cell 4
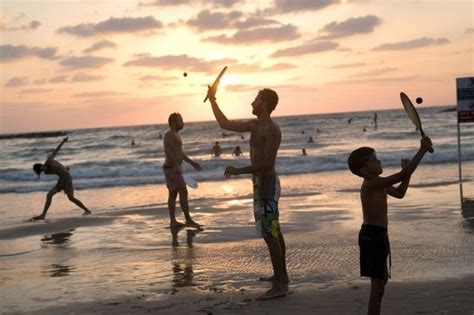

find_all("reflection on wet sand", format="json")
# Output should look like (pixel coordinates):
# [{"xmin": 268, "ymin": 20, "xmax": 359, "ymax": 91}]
[
  {"xmin": 42, "ymin": 264, "xmax": 76, "ymax": 277},
  {"xmin": 41, "ymin": 229, "xmax": 75, "ymax": 277},
  {"xmin": 41, "ymin": 230, "xmax": 74, "ymax": 248},
  {"xmin": 170, "ymin": 226, "xmax": 202, "ymax": 287},
  {"xmin": 461, "ymin": 198, "xmax": 474, "ymax": 230}
]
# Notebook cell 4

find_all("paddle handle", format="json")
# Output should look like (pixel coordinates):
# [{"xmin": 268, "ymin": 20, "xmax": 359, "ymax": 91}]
[{"xmin": 420, "ymin": 129, "xmax": 434, "ymax": 153}]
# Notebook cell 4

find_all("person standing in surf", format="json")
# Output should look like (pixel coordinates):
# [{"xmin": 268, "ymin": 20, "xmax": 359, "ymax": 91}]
[
  {"xmin": 163, "ymin": 113, "xmax": 202, "ymax": 228},
  {"xmin": 207, "ymin": 86, "xmax": 288, "ymax": 300},
  {"xmin": 31, "ymin": 137, "xmax": 91, "ymax": 220}
]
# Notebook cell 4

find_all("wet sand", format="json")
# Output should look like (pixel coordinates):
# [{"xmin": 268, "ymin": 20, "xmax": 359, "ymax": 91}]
[
  {"xmin": 1, "ymin": 172, "xmax": 473, "ymax": 314},
  {"xmin": 21, "ymin": 275, "xmax": 474, "ymax": 314}
]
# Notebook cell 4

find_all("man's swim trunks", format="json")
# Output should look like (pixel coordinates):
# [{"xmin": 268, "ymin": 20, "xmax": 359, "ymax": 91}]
[
  {"xmin": 252, "ymin": 175, "xmax": 281, "ymax": 238},
  {"xmin": 163, "ymin": 165, "xmax": 186, "ymax": 191},
  {"xmin": 358, "ymin": 224, "xmax": 391, "ymax": 280},
  {"xmin": 55, "ymin": 173, "xmax": 73, "ymax": 194}
]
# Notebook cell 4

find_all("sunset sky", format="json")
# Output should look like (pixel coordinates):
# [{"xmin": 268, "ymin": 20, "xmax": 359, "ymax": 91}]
[{"xmin": 1, "ymin": 0, "xmax": 472, "ymax": 133}]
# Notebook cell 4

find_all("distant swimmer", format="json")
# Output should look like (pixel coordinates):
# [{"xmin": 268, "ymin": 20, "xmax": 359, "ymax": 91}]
[
  {"xmin": 374, "ymin": 112, "xmax": 378, "ymax": 130},
  {"xmin": 212, "ymin": 141, "xmax": 222, "ymax": 157},
  {"xmin": 232, "ymin": 145, "xmax": 243, "ymax": 157},
  {"xmin": 348, "ymin": 118, "xmax": 353, "ymax": 124},
  {"xmin": 363, "ymin": 127, "xmax": 367, "ymax": 132},
  {"xmin": 307, "ymin": 136, "xmax": 314, "ymax": 143},
  {"xmin": 207, "ymin": 86, "xmax": 288, "ymax": 301},
  {"xmin": 131, "ymin": 138, "xmax": 136, "ymax": 146},
  {"xmin": 163, "ymin": 113, "xmax": 202, "ymax": 228},
  {"xmin": 302, "ymin": 148, "xmax": 307, "ymax": 156},
  {"xmin": 301, "ymin": 130, "xmax": 305, "ymax": 134},
  {"xmin": 317, "ymin": 128, "xmax": 321, "ymax": 133},
  {"xmin": 31, "ymin": 137, "xmax": 91, "ymax": 220},
  {"xmin": 158, "ymin": 132, "xmax": 163, "ymax": 140}
]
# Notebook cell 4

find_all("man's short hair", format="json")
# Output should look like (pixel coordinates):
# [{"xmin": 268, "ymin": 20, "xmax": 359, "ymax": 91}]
[
  {"xmin": 259, "ymin": 88, "xmax": 279, "ymax": 112},
  {"xmin": 348, "ymin": 147, "xmax": 375, "ymax": 177},
  {"xmin": 168, "ymin": 113, "xmax": 181, "ymax": 127},
  {"xmin": 33, "ymin": 163, "xmax": 42, "ymax": 177}
]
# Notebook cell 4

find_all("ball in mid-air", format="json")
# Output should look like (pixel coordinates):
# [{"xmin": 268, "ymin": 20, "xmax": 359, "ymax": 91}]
[
  {"xmin": 416, "ymin": 97, "xmax": 423, "ymax": 104},
  {"xmin": 183, "ymin": 72, "xmax": 187, "ymax": 77}
]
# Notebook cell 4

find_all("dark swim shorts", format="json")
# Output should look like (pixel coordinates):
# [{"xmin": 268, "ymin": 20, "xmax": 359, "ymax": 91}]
[
  {"xmin": 358, "ymin": 224, "xmax": 391, "ymax": 280},
  {"xmin": 252, "ymin": 175, "xmax": 281, "ymax": 238},
  {"xmin": 55, "ymin": 173, "xmax": 74, "ymax": 194},
  {"xmin": 163, "ymin": 165, "xmax": 186, "ymax": 192}
]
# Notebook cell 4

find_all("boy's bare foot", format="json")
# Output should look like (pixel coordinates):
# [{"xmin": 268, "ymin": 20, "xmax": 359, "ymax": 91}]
[
  {"xmin": 185, "ymin": 220, "xmax": 202, "ymax": 228},
  {"xmin": 170, "ymin": 221, "xmax": 186, "ymax": 228},
  {"xmin": 256, "ymin": 285, "xmax": 288, "ymax": 301},
  {"xmin": 83, "ymin": 210, "xmax": 92, "ymax": 215},
  {"xmin": 29, "ymin": 215, "xmax": 45, "ymax": 221}
]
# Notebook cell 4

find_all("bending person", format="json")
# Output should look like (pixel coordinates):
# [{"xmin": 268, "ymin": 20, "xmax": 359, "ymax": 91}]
[{"xmin": 31, "ymin": 137, "xmax": 91, "ymax": 220}]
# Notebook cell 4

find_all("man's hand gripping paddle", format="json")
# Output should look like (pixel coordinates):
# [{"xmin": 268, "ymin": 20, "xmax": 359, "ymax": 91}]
[{"xmin": 203, "ymin": 66, "xmax": 227, "ymax": 103}]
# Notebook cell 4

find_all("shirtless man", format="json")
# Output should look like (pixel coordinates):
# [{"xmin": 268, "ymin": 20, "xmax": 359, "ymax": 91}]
[
  {"xmin": 31, "ymin": 137, "xmax": 91, "ymax": 220},
  {"xmin": 207, "ymin": 87, "xmax": 288, "ymax": 300},
  {"xmin": 163, "ymin": 113, "xmax": 201, "ymax": 228}
]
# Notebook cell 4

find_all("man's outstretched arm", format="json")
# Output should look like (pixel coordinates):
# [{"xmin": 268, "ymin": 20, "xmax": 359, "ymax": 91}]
[
  {"xmin": 183, "ymin": 154, "xmax": 201, "ymax": 171},
  {"xmin": 225, "ymin": 125, "xmax": 279, "ymax": 177},
  {"xmin": 208, "ymin": 87, "xmax": 255, "ymax": 132},
  {"xmin": 49, "ymin": 137, "xmax": 68, "ymax": 159}
]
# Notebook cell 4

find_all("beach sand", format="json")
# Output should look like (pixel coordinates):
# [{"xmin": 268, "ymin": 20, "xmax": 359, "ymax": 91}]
[
  {"xmin": 19, "ymin": 275, "xmax": 474, "ymax": 314},
  {"xmin": 1, "ymin": 168, "xmax": 473, "ymax": 314}
]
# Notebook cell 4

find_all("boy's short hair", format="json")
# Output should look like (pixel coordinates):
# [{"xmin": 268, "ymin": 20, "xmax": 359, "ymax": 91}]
[
  {"xmin": 33, "ymin": 163, "xmax": 42, "ymax": 176},
  {"xmin": 259, "ymin": 88, "xmax": 278, "ymax": 112},
  {"xmin": 168, "ymin": 113, "xmax": 181, "ymax": 127},
  {"xmin": 348, "ymin": 147, "xmax": 375, "ymax": 177}
]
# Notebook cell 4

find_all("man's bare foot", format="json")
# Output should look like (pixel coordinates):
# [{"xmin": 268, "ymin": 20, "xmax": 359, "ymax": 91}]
[
  {"xmin": 170, "ymin": 221, "xmax": 186, "ymax": 228},
  {"xmin": 83, "ymin": 210, "xmax": 92, "ymax": 216},
  {"xmin": 256, "ymin": 285, "xmax": 288, "ymax": 301},
  {"xmin": 29, "ymin": 215, "xmax": 45, "ymax": 221},
  {"xmin": 259, "ymin": 275, "xmax": 275, "ymax": 282},
  {"xmin": 185, "ymin": 220, "xmax": 202, "ymax": 228}
]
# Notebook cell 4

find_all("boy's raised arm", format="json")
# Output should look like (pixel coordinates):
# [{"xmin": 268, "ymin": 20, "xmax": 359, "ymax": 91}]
[
  {"xmin": 386, "ymin": 159, "xmax": 411, "ymax": 198},
  {"xmin": 368, "ymin": 137, "xmax": 432, "ymax": 189}
]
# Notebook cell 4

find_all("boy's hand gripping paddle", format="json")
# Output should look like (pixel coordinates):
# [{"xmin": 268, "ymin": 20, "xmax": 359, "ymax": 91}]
[{"xmin": 400, "ymin": 92, "xmax": 434, "ymax": 153}]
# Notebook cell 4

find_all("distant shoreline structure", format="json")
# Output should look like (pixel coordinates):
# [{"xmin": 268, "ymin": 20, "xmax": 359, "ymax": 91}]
[{"xmin": 0, "ymin": 131, "xmax": 67, "ymax": 140}]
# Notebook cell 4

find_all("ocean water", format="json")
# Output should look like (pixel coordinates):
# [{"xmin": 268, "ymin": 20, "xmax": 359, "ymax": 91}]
[{"xmin": 0, "ymin": 106, "xmax": 472, "ymax": 195}]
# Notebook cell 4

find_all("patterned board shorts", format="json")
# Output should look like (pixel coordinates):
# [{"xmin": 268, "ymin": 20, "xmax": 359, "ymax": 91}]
[{"xmin": 252, "ymin": 175, "xmax": 281, "ymax": 238}]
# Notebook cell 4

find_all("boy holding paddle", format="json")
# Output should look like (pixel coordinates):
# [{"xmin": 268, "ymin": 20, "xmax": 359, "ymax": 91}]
[{"xmin": 347, "ymin": 136, "xmax": 432, "ymax": 315}]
